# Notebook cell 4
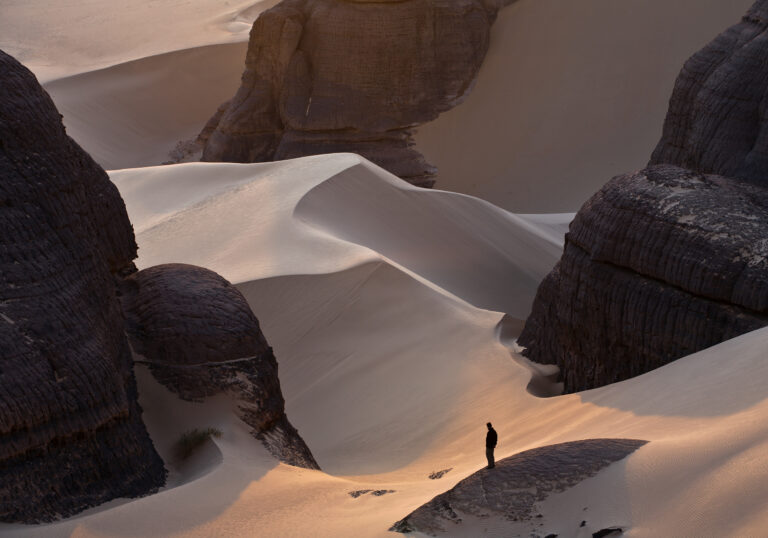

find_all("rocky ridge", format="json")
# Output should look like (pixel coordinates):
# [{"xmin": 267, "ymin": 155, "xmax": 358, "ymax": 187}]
[
  {"xmin": 200, "ymin": 0, "xmax": 513, "ymax": 187},
  {"xmin": 391, "ymin": 439, "xmax": 647, "ymax": 535}
]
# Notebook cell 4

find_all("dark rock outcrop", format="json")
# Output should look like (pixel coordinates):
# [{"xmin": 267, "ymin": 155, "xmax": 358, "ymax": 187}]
[
  {"xmin": 121, "ymin": 264, "xmax": 319, "ymax": 469},
  {"xmin": 201, "ymin": 0, "xmax": 512, "ymax": 187},
  {"xmin": 518, "ymin": 165, "xmax": 768, "ymax": 393},
  {"xmin": 593, "ymin": 528, "xmax": 623, "ymax": 538},
  {"xmin": 0, "ymin": 50, "xmax": 165, "ymax": 522},
  {"xmin": 650, "ymin": 1, "xmax": 768, "ymax": 183},
  {"xmin": 519, "ymin": 0, "xmax": 768, "ymax": 393},
  {"xmin": 391, "ymin": 439, "xmax": 647, "ymax": 535}
]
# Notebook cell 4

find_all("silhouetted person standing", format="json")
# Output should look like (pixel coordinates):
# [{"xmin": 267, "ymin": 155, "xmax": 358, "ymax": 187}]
[{"xmin": 485, "ymin": 422, "xmax": 497, "ymax": 469}]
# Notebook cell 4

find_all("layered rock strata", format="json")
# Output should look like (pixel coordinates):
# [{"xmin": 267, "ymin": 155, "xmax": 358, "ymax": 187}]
[
  {"xmin": 518, "ymin": 165, "xmax": 768, "ymax": 393},
  {"xmin": 651, "ymin": 1, "xmax": 768, "ymax": 183},
  {"xmin": 519, "ymin": 0, "xmax": 768, "ymax": 393},
  {"xmin": 122, "ymin": 264, "xmax": 319, "ymax": 469},
  {"xmin": 200, "ymin": 0, "xmax": 512, "ymax": 187},
  {"xmin": 0, "ymin": 50, "xmax": 165, "ymax": 522},
  {"xmin": 391, "ymin": 439, "xmax": 647, "ymax": 535}
]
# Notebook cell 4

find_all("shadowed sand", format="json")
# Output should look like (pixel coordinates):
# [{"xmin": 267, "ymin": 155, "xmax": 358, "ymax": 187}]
[{"xmin": 414, "ymin": 0, "xmax": 755, "ymax": 211}]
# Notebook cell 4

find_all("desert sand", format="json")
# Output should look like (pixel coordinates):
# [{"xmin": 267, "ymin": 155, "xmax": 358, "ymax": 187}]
[
  {"xmin": 2, "ymin": 0, "xmax": 768, "ymax": 536},
  {"xmin": 3, "ymin": 156, "xmax": 768, "ymax": 537}
]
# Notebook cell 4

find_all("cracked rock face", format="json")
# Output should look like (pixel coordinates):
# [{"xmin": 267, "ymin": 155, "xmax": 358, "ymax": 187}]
[
  {"xmin": 391, "ymin": 439, "xmax": 647, "ymax": 535},
  {"xmin": 518, "ymin": 165, "xmax": 768, "ymax": 393},
  {"xmin": 200, "ymin": 0, "xmax": 511, "ymax": 187},
  {"xmin": 122, "ymin": 264, "xmax": 319, "ymax": 469},
  {"xmin": 0, "ymin": 49, "xmax": 165, "ymax": 523},
  {"xmin": 650, "ymin": 0, "xmax": 768, "ymax": 184}
]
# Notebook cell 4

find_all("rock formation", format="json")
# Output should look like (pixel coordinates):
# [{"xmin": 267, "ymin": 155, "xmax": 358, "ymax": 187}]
[
  {"xmin": 518, "ymin": 165, "xmax": 768, "ymax": 392},
  {"xmin": 391, "ymin": 439, "xmax": 647, "ymax": 535},
  {"xmin": 1, "ymin": 48, "xmax": 320, "ymax": 523},
  {"xmin": 0, "ymin": 49, "xmax": 165, "ymax": 522},
  {"xmin": 122, "ymin": 264, "xmax": 319, "ymax": 469},
  {"xmin": 518, "ymin": 0, "xmax": 768, "ymax": 393},
  {"xmin": 650, "ymin": 1, "xmax": 768, "ymax": 183},
  {"xmin": 200, "ymin": 0, "xmax": 512, "ymax": 187}
]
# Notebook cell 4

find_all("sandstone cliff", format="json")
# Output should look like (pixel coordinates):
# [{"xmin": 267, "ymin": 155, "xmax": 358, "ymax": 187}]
[
  {"xmin": 650, "ymin": 0, "xmax": 768, "ymax": 182},
  {"xmin": 518, "ymin": 0, "xmax": 768, "ymax": 392},
  {"xmin": 0, "ymin": 49, "xmax": 166, "ymax": 522},
  {"xmin": 200, "ymin": 0, "xmax": 511, "ymax": 187},
  {"xmin": 518, "ymin": 165, "xmax": 768, "ymax": 393},
  {"xmin": 122, "ymin": 264, "xmax": 319, "ymax": 469}
]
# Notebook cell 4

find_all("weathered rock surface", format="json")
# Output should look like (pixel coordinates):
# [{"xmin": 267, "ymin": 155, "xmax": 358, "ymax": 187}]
[
  {"xmin": 0, "ymin": 49, "xmax": 165, "ymax": 522},
  {"xmin": 651, "ymin": 0, "xmax": 768, "ymax": 183},
  {"xmin": 200, "ymin": 0, "xmax": 512, "ymax": 187},
  {"xmin": 519, "ymin": 1, "xmax": 768, "ymax": 393},
  {"xmin": 391, "ymin": 439, "xmax": 647, "ymax": 535},
  {"xmin": 518, "ymin": 165, "xmax": 768, "ymax": 393},
  {"xmin": 122, "ymin": 264, "xmax": 319, "ymax": 469}
]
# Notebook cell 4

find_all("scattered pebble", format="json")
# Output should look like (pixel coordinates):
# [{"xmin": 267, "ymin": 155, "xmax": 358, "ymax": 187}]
[
  {"xmin": 429, "ymin": 468, "xmax": 453, "ymax": 480},
  {"xmin": 349, "ymin": 489, "xmax": 396, "ymax": 498},
  {"xmin": 592, "ymin": 527, "xmax": 623, "ymax": 538}
]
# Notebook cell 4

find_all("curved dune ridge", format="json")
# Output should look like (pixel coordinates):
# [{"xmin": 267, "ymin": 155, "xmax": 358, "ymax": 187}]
[
  {"xmin": 112, "ymin": 154, "xmax": 570, "ymax": 318},
  {"xmin": 7, "ymin": 155, "xmax": 768, "ymax": 536}
]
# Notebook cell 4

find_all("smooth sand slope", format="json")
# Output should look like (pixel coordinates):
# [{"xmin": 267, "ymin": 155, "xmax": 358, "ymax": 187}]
[
  {"xmin": 414, "ymin": 0, "xmax": 755, "ymax": 211},
  {"xmin": 0, "ymin": 0, "xmax": 275, "ymax": 81},
  {"xmin": 44, "ymin": 43, "xmax": 247, "ymax": 170},
  {"xmin": 6, "ymin": 155, "xmax": 768, "ymax": 537},
  {"xmin": 112, "ymin": 155, "xmax": 569, "ymax": 318}
]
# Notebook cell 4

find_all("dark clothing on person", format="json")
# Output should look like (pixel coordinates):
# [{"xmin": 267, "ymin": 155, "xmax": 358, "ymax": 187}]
[
  {"xmin": 486, "ymin": 428, "xmax": 497, "ymax": 449},
  {"xmin": 486, "ymin": 426, "xmax": 497, "ymax": 468}
]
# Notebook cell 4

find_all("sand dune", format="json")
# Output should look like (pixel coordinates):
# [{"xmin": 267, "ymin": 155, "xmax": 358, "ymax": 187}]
[
  {"xmin": 44, "ymin": 43, "xmax": 246, "ymax": 170},
  {"xmin": 294, "ymin": 161, "xmax": 571, "ymax": 316},
  {"xmin": 0, "ymin": 0, "xmax": 270, "ymax": 82},
  {"xmin": 8, "ymin": 155, "xmax": 768, "ymax": 536},
  {"xmin": 112, "ymin": 155, "xmax": 568, "ymax": 317}
]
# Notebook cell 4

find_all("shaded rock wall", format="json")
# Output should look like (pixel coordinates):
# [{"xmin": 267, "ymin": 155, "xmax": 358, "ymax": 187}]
[
  {"xmin": 0, "ymin": 50, "xmax": 165, "ymax": 522},
  {"xmin": 519, "ymin": 0, "xmax": 768, "ymax": 393},
  {"xmin": 518, "ymin": 166, "xmax": 768, "ymax": 393},
  {"xmin": 122, "ymin": 264, "xmax": 319, "ymax": 469},
  {"xmin": 391, "ymin": 439, "xmax": 647, "ymax": 535},
  {"xmin": 650, "ymin": 0, "xmax": 768, "ymax": 184},
  {"xmin": 201, "ymin": 0, "xmax": 511, "ymax": 187}
]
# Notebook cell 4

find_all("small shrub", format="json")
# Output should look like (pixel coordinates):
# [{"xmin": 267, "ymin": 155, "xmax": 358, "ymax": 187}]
[{"xmin": 174, "ymin": 427, "xmax": 223, "ymax": 461}]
